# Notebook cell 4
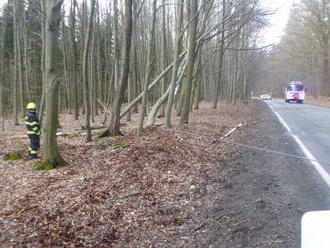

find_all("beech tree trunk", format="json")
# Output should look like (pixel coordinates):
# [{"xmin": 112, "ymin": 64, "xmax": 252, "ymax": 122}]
[
  {"xmin": 165, "ymin": 0, "xmax": 184, "ymax": 128},
  {"xmin": 38, "ymin": 0, "xmax": 46, "ymax": 127},
  {"xmin": 40, "ymin": 0, "xmax": 67, "ymax": 169},
  {"xmin": 137, "ymin": 0, "xmax": 157, "ymax": 137},
  {"xmin": 180, "ymin": 0, "xmax": 198, "ymax": 124},
  {"xmin": 13, "ymin": 0, "xmax": 19, "ymax": 125},
  {"xmin": 100, "ymin": 0, "xmax": 133, "ymax": 137},
  {"xmin": 159, "ymin": 0, "xmax": 168, "ymax": 117},
  {"xmin": 213, "ymin": 1, "xmax": 226, "ymax": 108},
  {"xmin": 82, "ymin": 0, "xmax": 96, "ymax": 142},
  {"xmin": 113, "ymin": 0, "xmax": 120, "ymax": 91},
  {"xmin": 148, "ymin": 60, "xmax": 186, "ymax": 125},
  {"xmin": 17, "ymin": 0, "xmax": 24, "ymax": 118},
  {"xmin": 70, "ymin": 0, "xmax": 79, "ymax": 119}
]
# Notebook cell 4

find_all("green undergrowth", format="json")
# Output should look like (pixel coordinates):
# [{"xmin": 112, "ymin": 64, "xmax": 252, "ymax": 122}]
[
  {"xmin": 96, "ymin": 141, "xmax": 107, "ymax": 150},
  {"xmin": 36, "ymin": 158, "xmax": 69, "ymax": 170},
  {"xmin": 113, "ymin": 142, "xmax": 130, "ymax": 149},
  {"xmin": 9, "ymin": 152, "xmax": 22, "ymax": 160},
  {"xmin": 98, "ymin": 128, "xmax": 124, "ymax": 138}
]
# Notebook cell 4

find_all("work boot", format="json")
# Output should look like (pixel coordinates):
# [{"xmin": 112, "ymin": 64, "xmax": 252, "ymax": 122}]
[{"xmin": 29, "ymin": 153, "xmax": 38, "ymax": 159}]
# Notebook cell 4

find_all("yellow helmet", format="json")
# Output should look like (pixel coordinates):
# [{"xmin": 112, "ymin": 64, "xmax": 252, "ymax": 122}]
[{"xmin": 26, "ymin": 102, "xmax": 37, "ymax": 110}]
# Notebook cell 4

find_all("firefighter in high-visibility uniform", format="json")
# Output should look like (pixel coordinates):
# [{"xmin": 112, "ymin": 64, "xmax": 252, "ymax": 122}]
[{"xmin": 25, "ymin": 103, "xmax": 40, "ymax": 158}]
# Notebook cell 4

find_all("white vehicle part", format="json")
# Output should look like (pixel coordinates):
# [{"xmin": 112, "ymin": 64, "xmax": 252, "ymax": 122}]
[{"xmin": 302, "ymin": 210, "xmax": 330, "ymax": 248}]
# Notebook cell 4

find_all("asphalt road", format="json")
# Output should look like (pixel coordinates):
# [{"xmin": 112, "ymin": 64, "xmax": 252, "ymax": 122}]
[
  {"xmin": 266, "ymin": 98, "xmax": 330, "ymax": 211},
  {"xmin": 190, "ymin": 101, "xmax": 330, "ymax": 247}
]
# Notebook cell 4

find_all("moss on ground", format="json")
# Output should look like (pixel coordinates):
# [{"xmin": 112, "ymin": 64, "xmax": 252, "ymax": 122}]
[
  {"xmin": 113, "ymin": 142, "xmax": 130, "ymax": 149},
  {"xmin": 36, "ymin": 158, "xmax": 69, "ymax": 170},
  {"xmin": 98, "ymin": 129, "xmax": 124, "ymax": 138},
  {"xmin": 9, "ymin": 152, "xmax": 22, "ymax": 160},
  {"xmin": 36, "ymin": 161, "xmax": 54, "ymax": 170},
  {"xmin": 98, "ymin": 130, "xmax": 109, "ymax": 138}
]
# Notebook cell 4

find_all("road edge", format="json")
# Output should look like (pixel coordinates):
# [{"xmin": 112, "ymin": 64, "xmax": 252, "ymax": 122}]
[{"xmin": 266, "ymin": 101, "xmax": 330, "ymax": 189}]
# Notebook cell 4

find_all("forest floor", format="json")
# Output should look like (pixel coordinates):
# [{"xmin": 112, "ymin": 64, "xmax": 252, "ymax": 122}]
[
  {"xmin": 0, "ymin": 101, "xmax": 302, "ymax": 247},
  {"xmin": 305, "ymin": 95, "xmax": 330, "ymax": 108}
]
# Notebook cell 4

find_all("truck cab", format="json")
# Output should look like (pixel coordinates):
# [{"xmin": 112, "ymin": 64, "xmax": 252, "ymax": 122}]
[{"xmin": 285, "ymin": 81, "xmax": 305, "ymax": 103}]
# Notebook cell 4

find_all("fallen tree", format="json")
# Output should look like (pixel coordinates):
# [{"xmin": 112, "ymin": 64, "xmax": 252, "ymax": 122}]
[
  {"xmin": 119, "ymin": 51, "xmax": 187, "ymax": 119},
  {"xmin": 147, "ymin": 60, "xmax": 187, "ymax": 126}
]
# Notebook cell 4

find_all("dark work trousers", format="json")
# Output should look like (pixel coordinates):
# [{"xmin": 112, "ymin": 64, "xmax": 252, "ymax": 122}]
[{"xmin": 28, "ymin": 134, "xmax": 40, "ymax": 158}]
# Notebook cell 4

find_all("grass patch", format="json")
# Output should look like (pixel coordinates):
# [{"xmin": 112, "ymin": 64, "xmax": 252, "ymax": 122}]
[
  {"xmin": 113, "ymin": 142, "xmax": 130, "ymax": 149},
  {"xmin": 9, "ymin": 152, "xmax": 22, "ymax": 160}
]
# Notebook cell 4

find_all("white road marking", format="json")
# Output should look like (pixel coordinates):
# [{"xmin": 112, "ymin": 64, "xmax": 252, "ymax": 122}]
[
  {"xmin": 267, "ymin": 102, "xmax": 330, "ymax": 188},
  {"xmin": 268, "ymin": 104, "xmax": 292, "ymax": 132}
]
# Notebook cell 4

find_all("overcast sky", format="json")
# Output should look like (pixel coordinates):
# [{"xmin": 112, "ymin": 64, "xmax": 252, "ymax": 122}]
[{"xmin": 259, "ymin": 0, "xmax": 295, "ymax": 46}]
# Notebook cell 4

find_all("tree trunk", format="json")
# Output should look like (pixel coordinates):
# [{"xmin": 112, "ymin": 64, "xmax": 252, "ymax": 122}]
[
  {"xmin": 70, "ymin": 0, "xmax": 79, "ymax": 120},
  {"xmin": 159, "ymin": 0, "xmax": 168, "ymax": 117},
  {"xmin": 213, "ymin": 2, "xmax": 226, "ymax": 108},
  {"xmin": 40, "ymin": 0, "xmax": 67, "ymax": 169},
  {"xmin": 15, "ymin": 0, "xmax": 25, "ymax": 118},
  {"xmin": 0, "ymin": 23, "xmax": 4, "ymax": 127},
  {"xmin": 165, "ymin": 0, "xmax": 184, "ymax": 128},
  {"xmin": 113, "ymin": 0, "xmax": 120, "ymax": 92},
  {"xmin": 148, "ymin": 60, "xmax": 186, "ymax": 125},
  {"xmin": 119, "ymin": 52, "xmax": 186, "ymax": 120},
  {"xmin": 99, "ymin": 0, "xmax": 133, "ymax": 137},
  {"xmin": 13, "ymin": 0, "xmax": 19, "ymax": 125},
  {"xmin": 82, "ymin": 0, "xmax": 96, "ymax": 142},
  {"xmin": 61, "ymin": 21, "xmax": 71, "ymax": 112},
  {"xmin": 38, "ymin": 0, "xmax": 46, "ymax": 127},
  {"xmin": 193, "ymin": 50, "xmax": 202, "ymax": 109},
  {"xmin": 180, "ymin": 0, "xmax": 198, "ymax": 125},
  {"xmin": 137, "ymin": 0, "xmax": 157, "ymax": 137},
  {"xmin": 23, "ymin": 14, "xmax": 31, "ymax": 102}
]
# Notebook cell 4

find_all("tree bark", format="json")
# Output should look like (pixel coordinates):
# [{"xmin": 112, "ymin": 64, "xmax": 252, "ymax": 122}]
[
  {"xmin": 113, "ymin": 0, "xmax": 120, "ymax": 91},
  {"xmin": 23, "ymin": 12, "xmax": 31, "ymax": 102},
  {"xmin": 213, "ymin": 0, "xmax": 226, "ymax": 108},
  {"xmin": 38, "ymin": 0, "xmax": 46, "ymax": 127},
  {"xmin": 159, "ymin": 0, "xmax": 168, "ymax": 117},
  {"xmin": 137, "ymin": 0, "xmax": 157, "ymax": 137},
  {"xmin": 16, "ymin": 0, "xmax": 25, "ymax": 118},
  {"xmin": 148, "ymin": 60, "xmax": 186, "ymax": 125},
  {"xmin": 13, "ymin": 0, "xmax": 19, "ymax": 125},
  {"xmin": 99, "ymin": 0, "xmax": 133, "ymax": 137},
  {"xmin": 165, "ymin": 0, "xmax": 184, "ymax": 128},
  {"xmin": 41, "ymin": 0, "xmax": 67, "ymax": 169},
  {"xmin": 118, "ymin": 52, "xmax": 186, "ymax": 120},
  {"xmin": 180, "ymin": 0, "xmax": 198, "ymax": 124},
  {"xmin": 82, "ymin": 0, "xmax": 96, "ymax": 142},
  {"xmin": 0, "ymin": 22, "xmax": 4, "ymax": 127},
  {"xmin": 70, "ymin": 0, "xmax": 79, "ymax": 119}
]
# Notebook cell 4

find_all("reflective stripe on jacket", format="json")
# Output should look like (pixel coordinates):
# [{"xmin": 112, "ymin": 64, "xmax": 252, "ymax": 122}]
[{"xmin": 25, "ymin": 111, "xmax": 40, "ymax": 136}]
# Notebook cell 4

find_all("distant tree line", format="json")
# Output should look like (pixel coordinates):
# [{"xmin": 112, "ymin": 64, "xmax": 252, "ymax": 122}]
[{"xmin": 255, "ymin": 0, "xmax": 330, "ymax": 97}]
